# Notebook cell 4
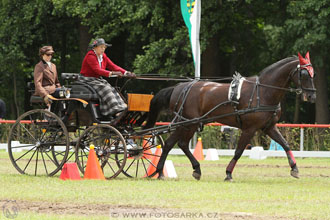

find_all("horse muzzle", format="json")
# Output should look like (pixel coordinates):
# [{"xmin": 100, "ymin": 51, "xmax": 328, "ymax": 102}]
[{"xmin": 302, "ymin": 91, "xmax": 316, "ymax": 103}]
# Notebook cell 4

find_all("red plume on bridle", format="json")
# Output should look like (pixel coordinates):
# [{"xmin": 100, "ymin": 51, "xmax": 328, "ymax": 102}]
[{"xmin": 298, "ymin": 51, "xmax": 314, "ymax": 78}]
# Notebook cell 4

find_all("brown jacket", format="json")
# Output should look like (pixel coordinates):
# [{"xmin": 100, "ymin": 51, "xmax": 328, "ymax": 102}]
[{"xmin": 33, "ymin": 60, "xmax": 61, "ymax": 97}]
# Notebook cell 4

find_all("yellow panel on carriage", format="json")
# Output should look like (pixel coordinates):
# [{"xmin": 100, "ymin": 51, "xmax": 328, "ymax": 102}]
[{"xmin": 127, "ymin": 93, "xmax": 154, "ymax": 112}]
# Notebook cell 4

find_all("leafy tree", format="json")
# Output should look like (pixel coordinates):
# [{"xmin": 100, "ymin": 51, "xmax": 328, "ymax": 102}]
[
  {"xmin": 0, "ymin": 0, "xmax": 80, "ymax": 118},
  {"xmin": 264, "ymin": 0, "xmax": 330, "ymax": 123}
]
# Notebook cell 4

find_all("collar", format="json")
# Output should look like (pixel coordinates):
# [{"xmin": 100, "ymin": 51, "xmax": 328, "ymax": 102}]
[{"xmin": 93, "ymin": 49, "xmax": 103, "ymax": 62}]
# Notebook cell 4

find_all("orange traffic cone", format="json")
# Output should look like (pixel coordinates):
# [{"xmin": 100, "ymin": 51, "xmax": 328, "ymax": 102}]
[
  {"xmin": 144, "ymin": 145, "xmax": 162, "ymax": 178},
  {"xmin": 84, "ymin": 145, "xmax": 106, "ymax": 180},
  {"xmin": 193, "ymin": 137, "xmax": 204, "ymax": 161},
  {"xmin": 60, "ymin": 163, "xmax": 81, "ymax": 180},
  {"xmin": 142, "ymin": 137, "xmax": 153, "ymax": 160}
]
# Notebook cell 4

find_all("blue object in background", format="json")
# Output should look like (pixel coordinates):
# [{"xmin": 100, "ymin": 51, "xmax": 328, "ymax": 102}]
[{"xmin": 269, "ymin": 139, "xmax": 284, "ymax": 151}]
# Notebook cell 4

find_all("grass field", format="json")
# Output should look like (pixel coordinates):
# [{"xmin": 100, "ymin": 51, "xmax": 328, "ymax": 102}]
[{"xmin": 0, "ymin": 149, "xmax": 330, "ymax": 220}]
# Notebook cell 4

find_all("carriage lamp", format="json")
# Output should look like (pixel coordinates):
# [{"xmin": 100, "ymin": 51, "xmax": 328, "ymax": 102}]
[{"xmin": 58, "ymin": 87, "xmax": 71, "ymax": 98}]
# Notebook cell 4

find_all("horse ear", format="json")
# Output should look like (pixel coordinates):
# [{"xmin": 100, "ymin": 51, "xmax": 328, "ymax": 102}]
[
  {"xmin": 298, "ymin": 52, "xmax": 306, "ymax": 65},
  {"xmin": 305, "ymin": 51, "xmax": 310, "ymax": 61}
]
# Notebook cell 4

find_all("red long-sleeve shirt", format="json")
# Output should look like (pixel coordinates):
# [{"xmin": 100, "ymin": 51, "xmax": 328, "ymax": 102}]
[{"xmin": 80, "ymin": 50, "xmax": 126, "ymax": 78}]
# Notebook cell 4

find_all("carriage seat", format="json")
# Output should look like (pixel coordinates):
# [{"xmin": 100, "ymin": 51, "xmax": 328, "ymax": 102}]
[
  {"xmin": 29, "ymin": 73, "xmax": 100, "ymax": 103},
  {"xmin": 61, "ymin": 73, "xmax": 99, "ymax": 101},
  {"xmin": 27, "ymin": 82, "xmax": 44, "ymax": 103},
  {"xmin": 30, "ymin": 96, "xmax": 44, "ymax": 103},
  {"xmin": 69, "ymin": 82, "xmax": 99, "ymax": 101},
  {"xmin": 29, "ymin": 84, "xmax": 99, "ymax": 103}
]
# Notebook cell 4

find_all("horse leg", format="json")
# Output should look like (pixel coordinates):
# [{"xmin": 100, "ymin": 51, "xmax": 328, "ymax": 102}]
[
  {"xmin": 264, "ymin": 125, "xmax": 299, "ymax": 178},
  {"xmin": 152, "ymin": 132, "xmax": 180, "ymax": 179},
  {"xmin": 180, "ymin": 144, "xmax": 201, "ymax": 180},
  {"xmin": 177, "ymin": 127, "xmax": 201, "ymax": 180},
  {"xmin": 225, "ymin": 129, "xmax": 256, "ymax": 182}
]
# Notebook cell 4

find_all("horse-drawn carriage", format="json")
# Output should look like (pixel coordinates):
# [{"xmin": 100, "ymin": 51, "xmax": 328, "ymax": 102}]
[
  {"xmin": 7, "ymin": 73, "xmax": 163, "ymax": 179},
  {"xmin": 7, "ymin": 52, "xmax": 317, "ymax": 181}
]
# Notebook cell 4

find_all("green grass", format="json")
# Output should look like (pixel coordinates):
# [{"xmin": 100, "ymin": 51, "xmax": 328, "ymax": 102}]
[{"xmin": 0, "ymin": 150, "xmax": 330, "ymax": 219}]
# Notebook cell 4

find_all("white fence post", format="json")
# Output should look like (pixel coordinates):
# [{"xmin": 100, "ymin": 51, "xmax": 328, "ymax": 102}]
[{"xmin": 300, "ymin": 127, "xmax": 304, "ymax": 151}]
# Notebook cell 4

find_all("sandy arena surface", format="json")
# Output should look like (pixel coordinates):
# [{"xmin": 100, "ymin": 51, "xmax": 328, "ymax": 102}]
[{"xmin": 0, "ymin": 199, "xmax": 296, "ymax": 219}]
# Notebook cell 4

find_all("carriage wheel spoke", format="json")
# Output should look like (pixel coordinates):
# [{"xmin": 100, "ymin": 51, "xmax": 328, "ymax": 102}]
[
  {"xmin": 34, "ymin": 150, "xmax": 39, "ymax": 176},
  {"xmin": 143, "ymin": 145, "xmax": 155, "ymax": 151},
  {"xmin": 115, "ymin": 158, "xmax": 124, "ymax": 162},
  {"xmin": 143, "ymin": 152, "xmax": 159, "ymax": 157},
  {"xmin": 15, "ymin": 146, "xmax": 37, "ymax": 162},
  {"xmin": 79, "ymin": 149, "xmax": 89, "ymax": 170},
  {"xmin": 141, "ymin": 159, "xmax": 148, "ymax": 175},
  {"xmin": 11, "ymin": 144, "xmax": 35, "ymax": 149},
  {"xmin": 124, "ymin": 159, "xmax": 136, "ymax": 173},
  {"xmin": 18, "ymin": 123, "xmax": 37, "ymax": 142},
  {"xmin": 22, "ymin": 149, "xmax": 37, "ymax": 172},
  {"xmin": 66, "ymin": 151, "xmax": 75, "ymax": 162},
  {"xmin": 142, "ymin": 156, "xmax": 152, "ymax": 164},
  {"xmin": 44, "ymin": 151, "xmax": 59, "ymax": 166},
  {"xmin": 53, "ymin": 150, "xmax": 65, "ymax": 157},
  {"xmin": 135, "ymin": 159, "xmax": 140, "ymax": 178},
  {"xmin": 107, "ymin": 155, "xmax": 119, "ymax": 163},
  {"xmin": 39, "ymin": 128, "xmax": 48, "ymax": 142},
  {"xmin": 105, "ymin": 161, "xmax": 116, "ymax": 174},
  {"xmin": 145, "ymin": 157, "xmax": 157, "ymax": 168},
  {"xmin": 40, "ymin": 151, "xmax": 48, "ymax": 175}
]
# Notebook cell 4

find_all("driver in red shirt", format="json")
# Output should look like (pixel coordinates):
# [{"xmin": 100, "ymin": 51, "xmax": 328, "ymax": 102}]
[{"xmin": 80, "ymin": 38, "xmax": 135, "ymax": 118}]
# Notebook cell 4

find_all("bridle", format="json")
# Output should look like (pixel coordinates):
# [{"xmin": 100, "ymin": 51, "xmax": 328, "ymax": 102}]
[
  {"xmin": 295, "ymin": 64, "xmax": 316, "ymax": 93},
  {"xmin": 244, "ymin": 64, "xmax": 316, "ymax": 95}
]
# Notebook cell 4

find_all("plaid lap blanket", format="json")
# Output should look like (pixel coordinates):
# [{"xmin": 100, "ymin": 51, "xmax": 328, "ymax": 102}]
[{"xmin": 78, "ymin": 76, "xmax": 127, "ymax": 116}]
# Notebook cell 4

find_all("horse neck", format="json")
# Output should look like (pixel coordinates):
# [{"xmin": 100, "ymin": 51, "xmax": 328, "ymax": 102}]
[{"xmin": 258, "ymin": 59, "xmax": 298, "ymax": 105}]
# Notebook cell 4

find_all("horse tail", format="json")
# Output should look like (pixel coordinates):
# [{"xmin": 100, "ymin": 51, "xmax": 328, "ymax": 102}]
[{"xmin": 143, "ymin": 87, "xmax": 174, "ymax": 129}]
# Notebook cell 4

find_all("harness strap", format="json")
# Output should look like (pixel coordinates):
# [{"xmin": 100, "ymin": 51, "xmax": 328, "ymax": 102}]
[
  {"xmin": 171, "ymin": 80, "xmax": 199, "ymax": 124},
  {"xmin": 248, "ymin": 77, "xmax": 258, "ymax": 109},
  {"xmin": 232, "ymin": 104, "xmax": 242, "ymax": 128}
]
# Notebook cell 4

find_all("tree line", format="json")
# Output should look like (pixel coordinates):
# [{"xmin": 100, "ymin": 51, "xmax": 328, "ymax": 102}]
[{"xmin": 0, "ymin": 0, "xmax": 329, "ymax": 123}]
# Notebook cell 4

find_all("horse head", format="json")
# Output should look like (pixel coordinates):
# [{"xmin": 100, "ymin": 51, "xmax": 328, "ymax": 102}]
[{"xmin": 292, "ymin": 52, "xmax": 316, "ymax": 103}]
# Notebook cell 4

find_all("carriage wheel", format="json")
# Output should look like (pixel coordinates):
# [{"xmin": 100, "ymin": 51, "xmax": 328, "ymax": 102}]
[
  {"xmin": 120, "ymin": 134, "xmax": 164, "ymax": 178},
  {"xmin": 52, "ymin": 126, "xmax": 87, "ymax": 166},
  {"xmin": 8, "ymin": 109, "xmax": 69, "ymax": 176},
  {"xmin": 75, "ymin": 124, "xmax": 127, "ymax": 179}
]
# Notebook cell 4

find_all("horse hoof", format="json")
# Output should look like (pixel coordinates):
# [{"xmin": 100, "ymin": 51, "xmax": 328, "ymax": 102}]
[
  {"xmin": 158, "ymin": 174, "xmax": 165, "ymax": 180},
  {"xmin": 192, "ymin": 172, "xmax": 201, "ymax": 180},
  {"xmin": 291, "ymin": 170, "xmax": 299, "ymax": 179},
  {"xmin": 224, "ymin": 177, "xmax": 233, "ymax": 182}
]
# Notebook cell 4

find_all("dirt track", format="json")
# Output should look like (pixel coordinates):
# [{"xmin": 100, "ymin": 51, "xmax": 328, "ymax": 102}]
[{"xmin": 0, "ymin": 199, "xmax": 294, "ymax": 219}]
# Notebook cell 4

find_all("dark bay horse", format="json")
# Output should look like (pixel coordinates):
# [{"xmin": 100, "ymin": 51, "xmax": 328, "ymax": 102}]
[{"xmin": 144, "ymin": 52, "xmax": 316, "ymax": 181}]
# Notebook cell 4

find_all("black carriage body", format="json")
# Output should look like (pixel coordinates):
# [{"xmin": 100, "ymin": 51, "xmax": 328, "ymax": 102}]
[{"xmin": 29, "ymin": 74, "xmax": 110, "ymax": 130}]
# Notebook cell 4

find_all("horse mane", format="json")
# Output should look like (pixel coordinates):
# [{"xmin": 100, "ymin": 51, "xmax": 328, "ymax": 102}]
[{"xmin": 259, "ymin": 56, "xmax": 298, "ymax": 77}]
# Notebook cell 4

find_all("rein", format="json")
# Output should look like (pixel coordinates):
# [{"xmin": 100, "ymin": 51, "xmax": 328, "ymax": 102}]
[
  {"xmin": 244, "ymin": 67, "xmax": 303, "ymax": 95},
  {"xmin": 135, "ymin": 75, "xmax": 233, "ymax": 82},
  {"xmin": 244, "ymin": 79, "xmax": 302, "ymax": 94}
]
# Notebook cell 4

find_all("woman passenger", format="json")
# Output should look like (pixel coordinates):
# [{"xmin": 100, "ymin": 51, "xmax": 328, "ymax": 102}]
[{"xmin": 33, "ymin": 46, "xmax": 61, "ymax": 106}]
